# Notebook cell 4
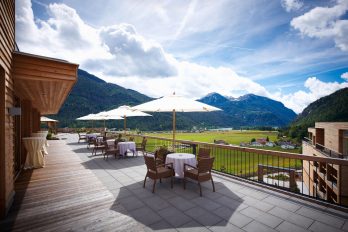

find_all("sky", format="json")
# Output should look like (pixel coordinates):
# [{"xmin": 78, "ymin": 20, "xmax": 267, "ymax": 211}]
[{"xmin": 15, "ymin": 0, "xmax": 348, "ymax": 113}]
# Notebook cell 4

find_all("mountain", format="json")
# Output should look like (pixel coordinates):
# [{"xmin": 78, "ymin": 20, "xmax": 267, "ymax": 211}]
[
  {"xmin": 287, "ymin": 87, "xmax": 348, "ymax": 139},
  {"xmin": 199, "ymin": 93, "xmax": 297, "ymax": 127},
  {"xmin": 53, "ymin": 69, "xmax": 297, "ymax": 129}
]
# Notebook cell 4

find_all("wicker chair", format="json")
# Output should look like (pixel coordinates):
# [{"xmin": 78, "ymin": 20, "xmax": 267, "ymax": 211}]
[
  {"xmin": 87, "ymin": 136, "xmax": 95, "ymax": 149},
  {"xmin": 78, "ymin": 132, "xmax": 87, "ymax": 143},
  {"xmin": 183, "ymin": 157, "xmax": 215, "ymax": 197},
  {"xmin": 197, "ymin": 147, "xmax": 211, "ymax": 160},
  {"xmin": 103, "ymin": 140, "xmax": 119, "ymax": 160},
  {"xmin": 154, "ymin": 146, "xmax": 172, "ymax": 165},
  {"xmin": 136, "ymin": 137, "xmax": 147, "ymax": 156},
  {"xmin": 92, "ymin": 137, "xmax": 105, "ymax": 155},
  {"xmin": 143, "ymin": 155, "xmax": 174, "ymax": 193}
]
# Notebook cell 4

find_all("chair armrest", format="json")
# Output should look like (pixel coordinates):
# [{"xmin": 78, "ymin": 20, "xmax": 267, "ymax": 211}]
[
  {"xmin": 165, "ymin": 162, "xmax": 173, "ymax": 168},
  {"xmin": 184, "ymin": 163, "xmax": 197, "ymax": 170}
]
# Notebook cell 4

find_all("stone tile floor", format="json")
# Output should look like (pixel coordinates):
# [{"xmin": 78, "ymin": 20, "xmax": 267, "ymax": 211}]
[{"xmin": 62, "ymin": 133, "xmax": 348, "ymax": 232}]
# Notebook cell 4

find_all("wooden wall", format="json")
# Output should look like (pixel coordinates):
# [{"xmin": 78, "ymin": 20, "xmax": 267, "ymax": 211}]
[{"xmin": 0, "ymin": 0, "xmax": 15, "ymax": 218}]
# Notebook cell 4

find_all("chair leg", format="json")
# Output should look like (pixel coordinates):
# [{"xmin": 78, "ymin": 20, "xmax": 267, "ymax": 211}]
[
  {"xmin": 211, "ymin": 177, "xmax": 215, "ymax": 192},
  {"xmin": 198, "ymin": 182, "xmax": 202, "ymax": 197},
  {"xmin": 152, "ymin": 179, "xmax": 157, "ymax": 193},
  {"xmin": 160, "ymin": 178, "xmax": 162, "ymax": 183},
  {"xmin": 183, "ymin": 177, "xmax": 186, "ymax": 190},
  {"xmin": 143, "ymin": 175, "xmax": 147, "ymax": 188}
]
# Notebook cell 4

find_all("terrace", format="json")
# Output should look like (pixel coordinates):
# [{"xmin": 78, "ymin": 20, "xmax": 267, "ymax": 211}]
[{"xmin": 1, "ymin": 133, "xmax": 348, "ymax": 231}]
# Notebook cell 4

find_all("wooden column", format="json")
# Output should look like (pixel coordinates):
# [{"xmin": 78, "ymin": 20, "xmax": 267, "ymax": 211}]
[
  {"xmin": 32, "ymin": 108, "xmax": 40, "ymax": 132},
  {"xmin": 20, "ymin": 100, "xmax": 32, "ymax": 164}
]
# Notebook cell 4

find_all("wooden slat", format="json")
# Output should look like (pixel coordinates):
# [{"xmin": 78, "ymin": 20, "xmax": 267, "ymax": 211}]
[{"xmin": 0, "ymin": 140, "xmax": 141, "ymax": 231}]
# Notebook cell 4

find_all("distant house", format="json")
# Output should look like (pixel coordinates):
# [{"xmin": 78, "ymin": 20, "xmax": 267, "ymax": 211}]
[
  {"xmin": 265, "ymin": 142, "xmax": 275, "ymax": 147},
  {"xmin": 281, "ymin": 144, "xmax": 295, "ymax": 149},
  {"xmin": 214, "ymin": 139, "xmax": 229, "ymax": 145},
  {"xmin": 251, "ymin": 142, "xmax": 263, "ymax": 147},
  {"xmin": 240, "ymin": 142, "xmax": 249, "ymax": 147},
  {"xmin": 256, "ymin": 138, "xmax": 267, "ymax": 145}
]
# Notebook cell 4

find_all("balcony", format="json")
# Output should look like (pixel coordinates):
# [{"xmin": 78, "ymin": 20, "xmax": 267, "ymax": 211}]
[{"xmin": 1, "ymin": 133, "xmax": 348, "ymax": 231}]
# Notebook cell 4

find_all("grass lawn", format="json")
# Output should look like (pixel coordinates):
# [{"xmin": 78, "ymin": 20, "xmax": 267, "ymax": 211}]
[{"xmin": 130, "ymin": 130, "xmax": 302, "ymax": 176}]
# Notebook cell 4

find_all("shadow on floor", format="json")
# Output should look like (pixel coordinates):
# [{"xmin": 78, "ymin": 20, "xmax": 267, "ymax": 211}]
[{"xmin": 110, "ymin": 179, "xmax": 243, "ymax": 230}]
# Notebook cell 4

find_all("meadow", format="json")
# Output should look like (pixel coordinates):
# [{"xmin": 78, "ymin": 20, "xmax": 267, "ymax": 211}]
[{"xmin": 129, "ymin": 130, "xmax": 303, "ymax": 177}]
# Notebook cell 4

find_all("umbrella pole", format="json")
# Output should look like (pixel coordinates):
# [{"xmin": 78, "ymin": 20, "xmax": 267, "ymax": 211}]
[
  {"xmin": 173, "ymin": 109, "xmax": 176, "ymax": 152},
  {"xmin": 124, "ymin": 115, "xmax": 127, "ymax": 135}
]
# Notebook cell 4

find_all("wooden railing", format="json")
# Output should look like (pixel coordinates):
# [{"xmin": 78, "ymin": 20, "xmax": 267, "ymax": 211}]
[{"xmin": 109, "ymin": 132, "xmax": 348, "ymax": 208}]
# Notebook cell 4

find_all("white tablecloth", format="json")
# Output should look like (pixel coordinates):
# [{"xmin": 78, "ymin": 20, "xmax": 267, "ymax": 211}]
[
  {"xmin": 31, "ymin": 132, "xmax": 48, "ymax": 155},
  {"xmin": 166, "ymin": 153, "xmax": 196, "ymax": 178},
  {"xmin": 117, "ymin": 142, "xmax": 136, "ymax": 157},
  {"xmin": 22, "ymin": 137, "xmax": 46, "ymax": 169}
]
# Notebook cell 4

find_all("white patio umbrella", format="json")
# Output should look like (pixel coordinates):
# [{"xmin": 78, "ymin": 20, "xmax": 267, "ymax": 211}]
[
  {"xmin": 100, "ymin": 105, "xmax": 151, "ymax": 132},
  {"xmin": 40, "ymin": 116, "xmax": 58, "ymax": 122},
  {"xmin": 131, "ymin": 93, "xmax": 222, "ymax": 150},
  {"xmin": 76, "ymin": 113, "xmax": 123, "ymax": 128}
]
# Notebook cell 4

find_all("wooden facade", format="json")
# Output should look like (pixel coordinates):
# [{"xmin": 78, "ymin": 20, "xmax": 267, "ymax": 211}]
[
  {"xmin": 303, "ymin": 122, "xmax": 348, "ymax": 206},
  {"xmin": 0, "ymin": 0, "xmax": 78, "ymax": 218}
]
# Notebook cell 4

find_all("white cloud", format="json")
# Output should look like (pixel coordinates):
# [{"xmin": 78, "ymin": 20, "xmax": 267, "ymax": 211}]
[
  {"xmin": 277, "ymin": 77, "xmax": 348, "ymax": 113},
  {"xmin": 281, "ymin": 0, "xmax": 303, "ymax": 12},
  {"xmin": 291, "ymin": 0, "xmax": 348, "ymax": 51},
  {"xmin": 341, "ymin": 72, "xmax": 348, "ymax": 81},
  {"xmin": 15, "ymin": 0, "xmax": 348, "ymax": 115}
]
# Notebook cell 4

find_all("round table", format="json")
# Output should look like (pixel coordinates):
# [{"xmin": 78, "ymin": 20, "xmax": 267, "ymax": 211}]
[
  {"xmin": 166, "ymin": 153, "xmax": 196, "ymax": 178},
  {"xmin": 22, "ymin": 137, "xmax": 46, "ymax": 169},
  {"xmin": 117, "ymin": 142, "xmax": 136, "ymax": 157}
]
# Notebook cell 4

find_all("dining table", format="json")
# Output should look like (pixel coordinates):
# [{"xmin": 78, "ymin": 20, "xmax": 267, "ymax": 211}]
[
  {"xmin": 165, "ymin": 153, "xmax": 197, "ymax": 178},
  {"xmin": 31, "ymin": 132, "xmax": 48, "ymax": 155},
  {"xmin": 117, "ymin": 141, "xmax": 136, "ymax": 157},
  {"xmin": 22, "ymin": 137, "xmax": 46, "ymax": 169}
]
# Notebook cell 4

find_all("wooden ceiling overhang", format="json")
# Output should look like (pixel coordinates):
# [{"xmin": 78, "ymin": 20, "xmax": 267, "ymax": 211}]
[{"xmin": 13, "ymin": 52, "xmax": 79, "ymax": 114}]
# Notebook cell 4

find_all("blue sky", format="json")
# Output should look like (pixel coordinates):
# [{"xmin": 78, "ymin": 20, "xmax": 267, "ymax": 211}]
[{"xmin": 16, "ymin": 0, "xmax": 348, "ymax": 113}]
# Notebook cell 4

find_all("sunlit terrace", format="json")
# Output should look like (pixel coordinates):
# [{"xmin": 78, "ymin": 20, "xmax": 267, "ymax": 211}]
[{"xmin": 1, "ymin": 133, "xmax": 348, "ymax": 232}]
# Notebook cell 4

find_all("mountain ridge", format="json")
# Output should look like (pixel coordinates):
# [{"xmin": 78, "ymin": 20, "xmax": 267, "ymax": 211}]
[{"xmin": 54, "ymin": 69, "xmax": 297, "ymax": 129}]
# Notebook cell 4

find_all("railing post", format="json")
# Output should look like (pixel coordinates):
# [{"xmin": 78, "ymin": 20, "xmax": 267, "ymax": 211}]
[{"xmin": 192, "ymin": 144, "xmax": 197, "ymax": 156}]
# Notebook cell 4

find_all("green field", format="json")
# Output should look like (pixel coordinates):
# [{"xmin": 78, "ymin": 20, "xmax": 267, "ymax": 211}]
[
  {"xmin": 127, "ymin": 130, "xmax": 303, "ymax": 177},
  {"xmin": 143, "ymin": 130, "xmax": 300, "ymax": 154}
]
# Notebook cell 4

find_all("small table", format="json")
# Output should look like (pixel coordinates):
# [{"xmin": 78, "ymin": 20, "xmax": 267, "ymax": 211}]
[
  {"xmin": 117, "ymin": 141, "xmax": 136, "ymax": 157},
  {"xmin": 31, "ymin": 132, "xmax": 48, "ymax": 155},
  {"xmin": 166, "ymin": 153, "xmax": 196, "ymax": 178},
  {"xmin": 22, "ymin": 137, "xmax": 46, "ymax": 169}
]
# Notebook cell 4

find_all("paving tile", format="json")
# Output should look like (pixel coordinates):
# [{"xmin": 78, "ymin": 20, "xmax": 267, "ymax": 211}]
[
  {"xmin": 177, "ymin": 220, "xmax": 211, "ymax": 232},
  {"xmin": 184, "ymin": 206, "xmax": 223, "ymax": 227},
  {"xmin": 119, "ymin": 195, "xmax": 145, "ymax": 211},
  {"xmin": 213, "ymin": 207, "xmax": 253, "ymax": 228},
  {"xmin": 128, "ymin": 207, "xmax": 162, "ymax": 226},
  {"xmin": 191, "ymin": 197, "xmax": 222, "ymax": 211},
  {"xmin": 343, "ymin": 221, "xmax": 348, "ymax": 231},
  {"xmin": 158, "ymin": 207, "xmax": 192, "ymax": 227},
  {"xmin": 167, "ymin": 196, "xmax": 196, "ymax": 211},
  {"xmin": 143, "ymin": 220, "xmax": 177, "ymax": 232},
  {"xmin": 296, "ymin": 206, "xmax": 345, "ymax": 228},
  {"xmin": 263, "ymin": 195, "xmax": 301, "ymax": 212},
  {"xmin": 276, "ymin": 221, "xmax": 310, "ymax": 232},
  {"xmin": 243, "ymin": 220, "xmax": 277, "ymax": 232},
  {"xmin": 268, "ymin": 207, "xmax": 313, "ymax": 229},
  {"xmin": 215, "ymin": 196, "xmax": 248, "ymax": 211},
  {"xmin": 240, "ymin": 206, "xmax": 283, "ymax": 228},
  {"xmin": 143, "ymin": 195, "xmax": 171, "ymax": 211},
  {"xmin": 237, "ymin": 187, "xmax": 269, "ymax": 200},
  {"xmin": 309, "ymin": 221, "xmax": 344, "ymax": 232},
  {"xmin": 209, "ymin": 220, "xmax": 245, "ymax": 232},
  {"xmin": 242, "ymin": 195, "xmax": 274, "ymax": 212}
]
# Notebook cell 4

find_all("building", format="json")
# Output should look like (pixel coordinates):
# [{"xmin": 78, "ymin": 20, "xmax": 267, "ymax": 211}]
[
  {"xmin": 302, "ymin": 122, "xmax": 348, "ymax": 206},
  {"xmin": 0, "ymin": 0, "xmax": 78, "ymax": 218}
]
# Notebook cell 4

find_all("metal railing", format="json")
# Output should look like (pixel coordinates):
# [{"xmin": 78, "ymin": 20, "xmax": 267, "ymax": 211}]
[{"xmin": 110, "ymin": 132, "xmax": 348, "ymax": 208}]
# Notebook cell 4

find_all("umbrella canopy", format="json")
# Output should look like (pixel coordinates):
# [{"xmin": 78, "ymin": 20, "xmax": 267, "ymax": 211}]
[
  {"xmin": 132, "ymin": 93, "xmax": 222, "ymax": 150},
  {"xmin": 100, "ymin": 105, "xmax": 151, "ymax": 132},
  {"xmin": 76, "ymin": 113, "xmax": 122, "ymax": 129},
  {"xmin": 40, "ymin": 116, "xmax": 58, "ymax": 122}
]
